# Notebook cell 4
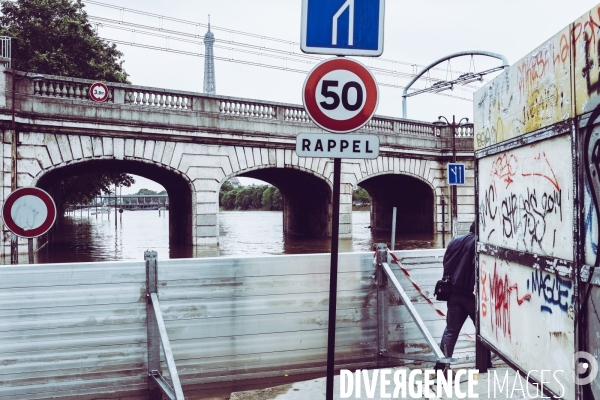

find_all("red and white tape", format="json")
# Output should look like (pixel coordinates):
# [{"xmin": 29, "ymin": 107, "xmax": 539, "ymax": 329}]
[{"xmin": 384, "ymin": 251, "xmax": 474, "ymax": 341}]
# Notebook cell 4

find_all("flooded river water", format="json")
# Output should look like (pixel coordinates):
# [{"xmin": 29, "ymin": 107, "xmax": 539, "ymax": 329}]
[{"xmin": 23, "ymin": 210, "xmax": 448, "ymax": 264}]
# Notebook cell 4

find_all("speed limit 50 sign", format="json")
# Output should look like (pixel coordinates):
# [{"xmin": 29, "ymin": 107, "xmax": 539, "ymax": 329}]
[{"xmin": 303, "ymin": 58, "xmax": 378, "ymax": 133}]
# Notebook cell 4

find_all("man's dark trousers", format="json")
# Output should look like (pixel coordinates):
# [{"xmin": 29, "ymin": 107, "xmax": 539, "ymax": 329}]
[{"xmin": 439, "ymin": 292, "xmax": 475, "ymax": 362}]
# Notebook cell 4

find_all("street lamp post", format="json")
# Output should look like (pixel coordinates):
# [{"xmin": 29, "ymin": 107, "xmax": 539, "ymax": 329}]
[{"xmin": 433, "ymin": 115, "xmax": 473, "ymax": 239}]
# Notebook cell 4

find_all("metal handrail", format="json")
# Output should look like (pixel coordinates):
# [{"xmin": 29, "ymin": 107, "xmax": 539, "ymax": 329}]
[
  {"xmin": 381, "ymin": 261, "xmax": 446, "ymax": 360},
  {"xmin": 150, "ymin": 293, "xmax": 184, "ymax": 400},
  {"xmin": 145, "ymin": 251, "xmax": 185, "ymax": 400},
  {"xmin": 375, "ymin": 243, "xmax": 454, "ymax": 364}
]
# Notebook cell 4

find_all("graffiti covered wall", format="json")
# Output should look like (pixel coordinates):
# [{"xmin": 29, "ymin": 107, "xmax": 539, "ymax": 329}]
[
  {"xmin": 478, "ymin": 134, "xmax": 573, "ymax": 261},
  {"xmin": 474, "ymin": 25, "xmax": 572, "ymax": 150},
  {"xmin": 471, "ymin": 5, "xmax": 600, "ymax": 400},
  {"xmin": 479, "ymin": 254, "xmax": 575, "ymax": 399},
  {"xmin": 574, "ymin": 5, "xmax": 600, "ymax": 116},
  {"xmin": 475, "ymin": 3, "xmax": 600, "ymax": 151}
]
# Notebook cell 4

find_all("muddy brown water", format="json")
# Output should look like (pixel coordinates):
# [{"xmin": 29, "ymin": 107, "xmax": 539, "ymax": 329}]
[{"xmin": 11, "ymin": 210, "xmax": 449, "ymax": 264}]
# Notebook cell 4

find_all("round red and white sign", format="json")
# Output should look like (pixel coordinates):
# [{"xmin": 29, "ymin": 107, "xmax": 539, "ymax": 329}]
[
  {"xmin": 89, "ymin": 82, "xmax": 109, "ymax": 102},
  {"xmin": 303, "ymin": 58, "xmax": 378, "ymax": 133},
  {"xmin": 2, "ymin": 187, "xmax": 57, "ymax": 238}
]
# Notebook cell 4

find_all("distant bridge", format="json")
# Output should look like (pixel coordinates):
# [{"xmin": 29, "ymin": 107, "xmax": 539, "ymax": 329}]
[
  {"xmin": 69, "ymin": 195, "xmax": 169, "ymax": 211},
  {"xmin": 1, "ymin": 68, "xmax": 474, "ymax": 253}
]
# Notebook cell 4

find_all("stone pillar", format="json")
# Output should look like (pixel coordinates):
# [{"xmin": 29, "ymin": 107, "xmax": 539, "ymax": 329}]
[
  {"xmin": 338, "ymin": 182, "xmax": 353, "ymax": 238},
  {"xmin": 194, "ymin": 192, "xmax": 219, "ymax": 246}
]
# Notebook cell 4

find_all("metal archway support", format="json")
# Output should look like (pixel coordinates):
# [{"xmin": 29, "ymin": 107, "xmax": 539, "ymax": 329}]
[{"xmin": 401, "ymin": 50, "xmax": 509, "ymax": 118}]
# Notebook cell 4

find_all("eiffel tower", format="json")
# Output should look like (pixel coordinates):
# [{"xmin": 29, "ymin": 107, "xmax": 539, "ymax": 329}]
[{"xmin": 203, "ymin": 16, "xmax": 216, "ymax": 94}]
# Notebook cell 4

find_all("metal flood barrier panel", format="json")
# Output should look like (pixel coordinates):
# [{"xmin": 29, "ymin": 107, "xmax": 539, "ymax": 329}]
[
  {"xmin": 0, "ymin": 261, "xmax": 149, "ymax": 399},
  {"xmin": 0, "ymin": 249, "xmax": 469, "ymax": 398},
  {"xmin": 473, "ymin": 3, "xmax": 600, "ymax": 399}
]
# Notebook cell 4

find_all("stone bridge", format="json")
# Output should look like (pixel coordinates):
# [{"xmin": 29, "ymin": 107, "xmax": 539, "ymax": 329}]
[{"xmin": 0, "ymin": 68, "xmax": 474, "ymax": 252}]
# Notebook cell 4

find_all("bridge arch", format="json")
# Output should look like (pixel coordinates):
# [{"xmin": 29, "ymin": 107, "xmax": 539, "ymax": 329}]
[
  {"xmin": 358, "ymin": 173, "xmax": 436, "ymax": 233},
  {"xmin": 33, "ymin": 157, "xmax": 195, "ymax": 247},
  {"xmin": 350, "ymin": 156, "xmax": 446, "ymax": 235},
  {"xmin": 223, "ymin": 164, "xmax": 333, "ymax": 237},
  {"xmin": 16, "ymin": 133, "xmax": 201, "ymax": 250}
]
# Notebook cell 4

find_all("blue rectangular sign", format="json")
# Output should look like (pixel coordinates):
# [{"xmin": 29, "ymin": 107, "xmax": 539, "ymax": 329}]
[
  {"xmin": 448, "ymin": 163, "xmax": 466, "ymax": 185},
  {"xmin": 301, "ymin": 0, "xmax": 385, "ymax": 56}
]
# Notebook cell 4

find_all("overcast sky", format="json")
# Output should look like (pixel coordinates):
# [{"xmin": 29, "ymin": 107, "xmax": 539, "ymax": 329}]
[{"xmin": 93, "ymin": 0, "xmax": 599, "ymax": 193}]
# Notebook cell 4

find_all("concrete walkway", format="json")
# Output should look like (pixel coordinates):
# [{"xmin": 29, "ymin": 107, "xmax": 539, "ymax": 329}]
[{"xmin": 230, "ymin": 367, "xmax": 546, "ymax": 400}]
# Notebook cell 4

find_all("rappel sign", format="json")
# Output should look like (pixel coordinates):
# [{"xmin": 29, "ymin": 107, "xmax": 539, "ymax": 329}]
[{"xmin": 296, "ymin": 133, "xmax": 378, "ymax": 159}]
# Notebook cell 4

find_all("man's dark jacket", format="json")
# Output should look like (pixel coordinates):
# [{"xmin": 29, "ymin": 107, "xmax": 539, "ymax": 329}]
[{"xmin": 442, "ymin": 232, "xmax": 476, "ymax": 296}]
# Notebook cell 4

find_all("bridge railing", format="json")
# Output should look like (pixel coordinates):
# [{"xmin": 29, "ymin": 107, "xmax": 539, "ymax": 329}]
[
  {"xmin": 34, "ymin": 78, "xmax": 114, "ymax": 102},
  {"xmin": 14, "ymin": 69, "xmax": 475, "ymax": 138}
]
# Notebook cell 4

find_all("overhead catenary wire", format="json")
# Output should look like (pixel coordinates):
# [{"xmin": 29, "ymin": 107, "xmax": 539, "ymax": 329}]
[
  {"xmin": 2, "ymin": 0, "xmax": 484, "ymax": 101},
  {"xmin": 87, "ymin": 14, "xmax": 476, "ymax": 82},
  {"xmin": 82, "ymin": 0, "xmax": 491, "ymax": 92},
  {"xmin": 95, "ymin": 23, "xmax": 474, "ymax": 101},
  {"xmin": 90, "ymin": 16, "xmax": 480, "ymax": 95},
  {"xmin": 84, "ymin": 0, "xmax": 467, "ymax": 72},
  {"xmin": 101, "ymin": 37, "xmax": 472, "ymax": 102},
  {"xmin": 95, "ymin": 19, "xmax": 465, "ymax": 84}
]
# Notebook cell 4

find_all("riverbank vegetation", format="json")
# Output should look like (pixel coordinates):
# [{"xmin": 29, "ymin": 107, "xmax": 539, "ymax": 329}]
[
  {"xmin": 218, "ymin": 182, "xmax": 372, "ymax": 211},
  {"xmin": 134, "ymin": 189, "xmax": 167, "ymax": 195},
  {"xmin": 56, "ymin": 172, "xmax": 135, "ymax": 212},
  {"xmin": 353, "ymin": 187, "xmax": 371, "ymax": 210},
  {"xmin": 219, "ymin": 182, "xmax": 282, "ymax": 211}
]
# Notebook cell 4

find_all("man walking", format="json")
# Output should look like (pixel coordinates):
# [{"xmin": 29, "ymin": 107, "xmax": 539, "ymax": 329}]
[{"xmin": 434, "ymin": 221, "xmax": 489, "ymax": 371}]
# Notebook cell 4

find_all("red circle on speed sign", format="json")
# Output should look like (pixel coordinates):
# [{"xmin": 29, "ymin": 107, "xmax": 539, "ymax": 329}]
[
  {"xmin": 2, "ymin": 187, "xmax": 57, "ymax": 238},
  {"xmin": 89, "ymin": 82, "xmax": 109, "ymax": 102},
  {"xmin": 303, "ymin": 58, "xmax": 378, "ymax": 133}
]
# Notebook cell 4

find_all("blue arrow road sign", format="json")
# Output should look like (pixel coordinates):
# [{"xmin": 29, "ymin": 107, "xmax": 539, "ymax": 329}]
[
  {"xmin": 301, "ymin": 0, "xmax": 385, "ymax": 56},
  {"xmin": 448, "ymin": 163, "xmax": 466, "ymax": 185}
]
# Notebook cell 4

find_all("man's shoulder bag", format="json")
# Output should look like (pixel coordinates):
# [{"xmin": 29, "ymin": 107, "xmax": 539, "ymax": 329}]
[{"xmin": 434, "ymin": 276, "xmax": 452, "ymax": 301}]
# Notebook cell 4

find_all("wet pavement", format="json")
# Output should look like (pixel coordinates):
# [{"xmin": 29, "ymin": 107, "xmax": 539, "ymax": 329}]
[{"xmin": 229, "ymin": 367, "xmax": 547, "ymax": 400}]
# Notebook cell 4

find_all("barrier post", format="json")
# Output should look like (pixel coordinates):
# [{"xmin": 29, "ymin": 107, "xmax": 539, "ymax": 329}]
[
  {"xmin": 376, "ymin": 243, "xmax": 389, "ymax": 365},
  {"xmin": 390, "ymin": 207, "xmax": 397, "ymax": 251},
  {"xmin": 145, "ymin": 251, "xmax": 161, "ymax": 400}
]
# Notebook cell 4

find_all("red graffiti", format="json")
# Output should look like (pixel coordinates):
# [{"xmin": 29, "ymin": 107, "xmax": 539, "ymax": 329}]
[
  {"xmin": 521, "ymin": 151, "xmax": 561, "ymax": 191},
  {"xmin": 480, "ymin": 269, "xmax": 488, "ymax": 317},
  {"xmin": 571, "ymin": 6, "xmax": 600, "ymax": 50},
  {"xmin": 556, "ymin": 33, "xmax": 570, "ymax": 65},
  {"xmin": 491, "ymin": 153, "xmax": 517, "ymax": 188},
  {"xmin": 490, "ymin": 150, "xmax": 560, "ymax": 191},
  {"xmin": 517, "ymin": 48, "xmax": 551, "ymax": 96},
  {"xmin": 486, "ymin": 262, "xmax": 531, "ymax": 340}
]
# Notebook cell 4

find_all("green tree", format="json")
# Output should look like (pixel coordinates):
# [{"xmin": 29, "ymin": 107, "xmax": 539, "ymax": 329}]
[
  {"xmin": 220, "ymin": 181, "xmax": 235, "ymax": 192},
  {"xmin": 249, "ymin": 186, "xmax": 264, "ymax": 209},
  {"xmin": 219, "ymin": 181, "xmax": 234, "ymax": 206},
  {"xmin": 58, "ymin": 172, "xmax": 134, "ymax": 209},
  {"xmin": 0, "ymin": 0, "xmax": 129, "ymax": 83},
  {"xmin": 261, "ymin": 186, "xmax": 282, "ymax": 210},
  {"xmin": 218, "ymin": 183, "xmax": 282, "ymax": 211},
  {"xmin": 353, "ymin": 187, "xmax": 371, "ymax": 206},
  {"xmin": 235, "ymin": 187, "xmax": 254, "ymax": 210},
  {"xmin": 135, "ymin": 188, "xmax": 158, "ymax": 196},
  {"xmin": 220, "ymin": 189, "xmax": 239, "ymax": 210},
  {"xmin": 1, "ymin": 0, "xmax": 134, "ymax": 212}
]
